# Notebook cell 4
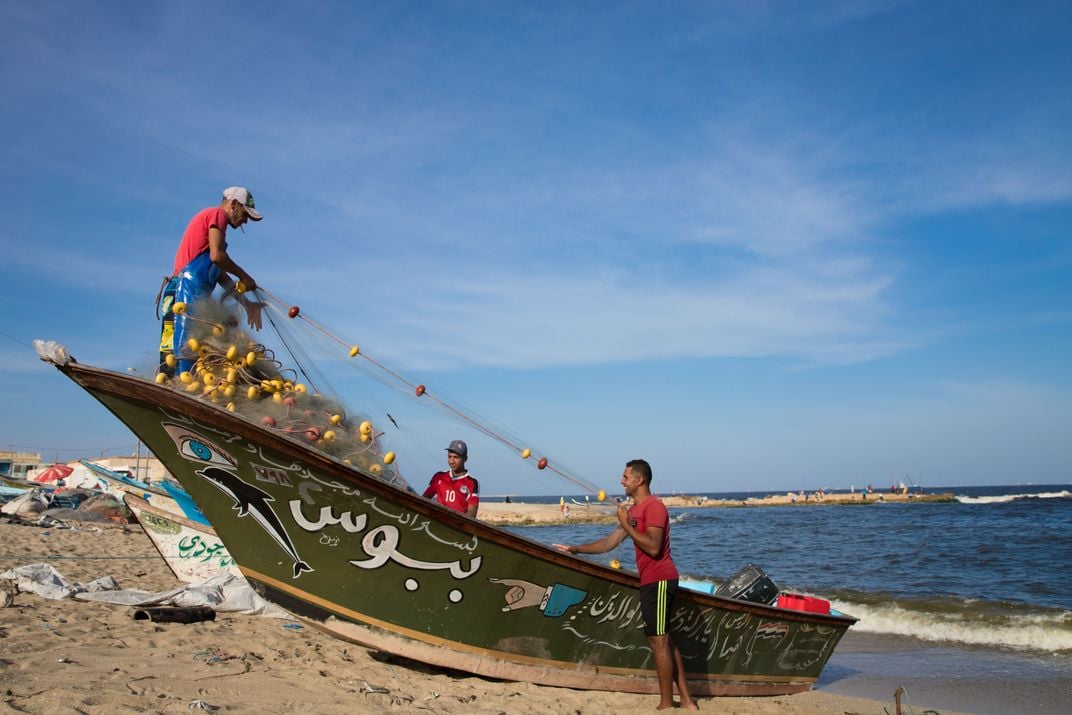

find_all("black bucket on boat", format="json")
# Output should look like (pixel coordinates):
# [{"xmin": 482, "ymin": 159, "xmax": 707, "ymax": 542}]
[{"xmin": 715, "ymin": 563, "xmax": 779, "ymax": 605}]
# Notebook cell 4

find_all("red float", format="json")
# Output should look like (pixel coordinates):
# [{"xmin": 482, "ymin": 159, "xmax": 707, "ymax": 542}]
[
  {"xmin": 415, "ymin": 384, "xmax": 426, "ymax": 396},
  {"xmin": 261, "ymin": 416, "xmax": 276, "ymax": 428},
  {"xmin": 288, "ymin": 306, "xmax": 300, "ymax": 318},
  {"xmin": 537, "ymin": 457, "xmax": 548, "ymax": 470},
  {"xmin": 304, "ymin": 426, "xmax": 321, "ymax": 441}
]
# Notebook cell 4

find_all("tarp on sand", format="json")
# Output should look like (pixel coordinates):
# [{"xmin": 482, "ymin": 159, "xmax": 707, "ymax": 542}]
[{"xmin": 0, "ymin": 563, "xmax": 292, "ymax": 619}]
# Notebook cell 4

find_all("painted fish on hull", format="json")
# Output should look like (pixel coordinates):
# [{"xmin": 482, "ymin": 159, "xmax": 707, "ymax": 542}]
[{"xmin": 197, "ymin": 465, "xmax": 313, "ymax": 578}]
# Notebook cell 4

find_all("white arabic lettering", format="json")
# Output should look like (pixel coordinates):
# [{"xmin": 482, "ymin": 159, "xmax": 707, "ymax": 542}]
[
  {"xmin": 290, "ymin": 500, "xmax": 368, "ymax": 533},
  {"xmin": 350, "ymin": 525, "xmax": 482, "ymax": 579}
]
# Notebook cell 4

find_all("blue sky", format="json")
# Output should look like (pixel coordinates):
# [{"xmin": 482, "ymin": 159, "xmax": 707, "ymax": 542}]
[{"xmin": 1, "ymin": 1, "xmax": 1068, "ymax": 496}]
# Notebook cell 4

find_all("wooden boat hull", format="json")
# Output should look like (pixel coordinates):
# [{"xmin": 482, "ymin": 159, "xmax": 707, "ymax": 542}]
[
  {"xmin": 54, "ymin": 360, "xmax": 854, "ymax": 696},
  {"xmin": 124, "ymin": 493, "xmax": 241, "ymax": 583}
]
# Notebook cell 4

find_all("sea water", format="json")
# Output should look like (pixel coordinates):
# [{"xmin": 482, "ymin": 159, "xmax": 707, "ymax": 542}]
[{"xmin": 501, "ymin": 484, "xmax": 1072, "ymax": 714}]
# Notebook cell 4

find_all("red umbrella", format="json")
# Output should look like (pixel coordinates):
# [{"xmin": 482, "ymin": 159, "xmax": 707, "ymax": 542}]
[{"xmin": 34, "ymin": 463, "xmax": 74, "ymax": 483}]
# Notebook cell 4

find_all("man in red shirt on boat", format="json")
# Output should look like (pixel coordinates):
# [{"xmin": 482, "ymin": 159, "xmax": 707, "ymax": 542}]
[
  {"xmin": 422, "ymin": 440, "xmax": 480, "ymax": 517},
  {"xmin": 158, "ymin": 187, "xmax": 265, "ymax": 376},
  {"xmin": 553, "ymin": 459, "xmax": 697, "ymax": 711}
]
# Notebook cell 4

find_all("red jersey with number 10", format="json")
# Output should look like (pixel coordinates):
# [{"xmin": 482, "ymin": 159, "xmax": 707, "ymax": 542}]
[{"xmin": 423, "ymin": 471, "xmax": 480, "ymax": 513}]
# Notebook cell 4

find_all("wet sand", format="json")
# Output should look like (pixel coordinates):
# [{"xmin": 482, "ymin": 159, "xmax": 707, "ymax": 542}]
[
  {"xmin": 824, "ymin": 631, "xmax": 1071, "ymax": 715},
  {"xmin": 0, "ymin": 519, "xmax": 970, "ymax": 714}
]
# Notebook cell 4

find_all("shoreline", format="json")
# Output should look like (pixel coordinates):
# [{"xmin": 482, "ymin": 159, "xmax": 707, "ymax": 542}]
[{"xmin": 478, "ymin": 491, "xmax": 955, "ymax": 526}]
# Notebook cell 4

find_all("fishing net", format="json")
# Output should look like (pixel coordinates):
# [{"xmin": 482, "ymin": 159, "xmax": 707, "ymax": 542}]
[{"xmin": 153, "ymin": 288, "xmax": 602, "ymax": 498}]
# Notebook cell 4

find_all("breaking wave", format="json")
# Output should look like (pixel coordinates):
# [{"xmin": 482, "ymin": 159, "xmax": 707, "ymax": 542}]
[
  {"xmin": 828, "ymin": 592, "xmax": 1072, "ymax": 653},
  {"xmin": 955, "ymin": 490, "xmax": 1071, "ymax": 504}
]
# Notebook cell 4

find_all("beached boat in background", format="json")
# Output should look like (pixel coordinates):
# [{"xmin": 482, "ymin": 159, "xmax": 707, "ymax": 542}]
[
  {"xmin": 0, "ymin": 483, "xmax": 31, "ymax": 504},
  {"xmin": 0, "ymin": 474, "xmax": 37, "ymax": 490},
  {"xmin": 157, "ymin": 480, "xmax": 209, "ymax": 525},
  {"xmin": 0, "ymin": 488, "xmax": 49, "ymax": 519},
  {"xmin": 80, "ymin": 459, "xmax": 190, "ymax": 520},
  {"xmin": 82, "ymin": 458, "xmax": 210, "ymax": 526},
  {"xmin": 124, "ymin": 493, "xmax": 241, "ymax": 583},
  {"xmin": 43, "ymin": 350, "xmax": 856, "ymax": 697}
]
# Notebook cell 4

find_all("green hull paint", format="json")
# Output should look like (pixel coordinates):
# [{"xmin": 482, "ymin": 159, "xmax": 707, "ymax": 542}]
[{"xmin": 57, "ymin": 362, "xmax": 854, "ymax": 696}]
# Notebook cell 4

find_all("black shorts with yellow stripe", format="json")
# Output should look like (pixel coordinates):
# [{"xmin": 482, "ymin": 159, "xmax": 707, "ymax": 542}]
[{"xmin": 638, "ymin": 579, "xmax": 679, "ymax": 636}]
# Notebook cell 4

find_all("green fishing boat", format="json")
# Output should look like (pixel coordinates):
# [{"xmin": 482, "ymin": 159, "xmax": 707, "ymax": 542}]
[{"xmin": 40, "ymin": 343, "xmax": 855, "ymax": 697}]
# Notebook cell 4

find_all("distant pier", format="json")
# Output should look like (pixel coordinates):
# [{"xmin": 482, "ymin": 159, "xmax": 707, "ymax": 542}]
[{"xmin": 479, "ymin": 491, "xmax": 956, "ymax": 525}]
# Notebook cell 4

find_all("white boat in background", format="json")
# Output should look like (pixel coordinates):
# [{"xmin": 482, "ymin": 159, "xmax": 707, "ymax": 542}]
[{"xmin": 124, "ymin": 493, "xmax": 241, "ymax": 584}]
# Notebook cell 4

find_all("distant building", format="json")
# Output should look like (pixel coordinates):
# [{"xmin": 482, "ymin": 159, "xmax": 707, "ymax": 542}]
[{"xmin": 0, "ymin": 450, "xmax": 42, "ymax": 479}]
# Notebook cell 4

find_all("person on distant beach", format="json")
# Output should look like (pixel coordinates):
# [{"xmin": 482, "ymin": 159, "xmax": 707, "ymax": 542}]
[
  {"xmin": 158, "ymin": 187, "xmax": 265, "ymax": 376},
  {"xmin": 552, "ymin": 459, "xmax": 697, "ymax": 710},
  {"xmin": 422, "ymin": 440, "xmax": 479, "ymax": 517}
]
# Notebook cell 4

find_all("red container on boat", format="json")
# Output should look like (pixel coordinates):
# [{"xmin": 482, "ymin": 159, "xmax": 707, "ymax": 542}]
[{"xmin": 777, "ymin": 593, "xmax": 830, "ymax": 615}]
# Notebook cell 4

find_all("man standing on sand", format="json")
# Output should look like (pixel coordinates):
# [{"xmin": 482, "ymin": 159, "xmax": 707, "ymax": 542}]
[
  {"xmin": 158, "ymin": 187, "xmax": 265, "ymax": 376},
  {"xmin": 422, "ymin": 440, "xmax": 479, "ymax": 517},
  {"xmin": 553, "ymin": 459, "xmax": 697, "ymax": 710}
]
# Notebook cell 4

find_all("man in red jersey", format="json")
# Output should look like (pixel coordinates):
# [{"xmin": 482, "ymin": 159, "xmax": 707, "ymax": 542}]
[
  {"xmin": 553, "ymin": 460, "xmax": 696, "ymax": 710},
  {"xmin": 422, "ymin": 440, "xmax": 479, "ymax": 517}
]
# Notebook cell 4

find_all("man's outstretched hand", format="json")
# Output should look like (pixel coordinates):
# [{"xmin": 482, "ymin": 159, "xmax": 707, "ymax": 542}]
[{"xmin": 243, "ymin": 300, "xmax": 264, "ymax": 330}]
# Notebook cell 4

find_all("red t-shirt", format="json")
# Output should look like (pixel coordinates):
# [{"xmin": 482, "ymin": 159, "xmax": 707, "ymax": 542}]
[
  {"xmin": 422, "ymin": 471, "xmax": 479, "ymax": 513},
  {"xmin": 173, "ymin": 207, "xmax": 229, "ymax": 274},
  {"xmin": 628, "ymin": 496, "xmax": 678, "ymax": 585}
]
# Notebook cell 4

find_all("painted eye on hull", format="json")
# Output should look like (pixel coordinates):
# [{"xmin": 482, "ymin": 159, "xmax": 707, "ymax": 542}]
[
  {"xmin": 163, "ymin": 423, "xmax": 236, "ymax": 467},
  {"xmin": 183, "ymin": 439, "xmax": 215, "ymax": 462}
]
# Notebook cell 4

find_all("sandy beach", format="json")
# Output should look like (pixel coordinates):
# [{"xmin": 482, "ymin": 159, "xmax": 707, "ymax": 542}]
[{"xmin": 0, "ymin": 518, "xmax": 974, "ymax": 715}]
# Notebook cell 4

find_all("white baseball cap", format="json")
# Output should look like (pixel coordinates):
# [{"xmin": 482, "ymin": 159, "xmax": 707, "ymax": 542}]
[{"xmin": 222, "ymin": 186, "xmax": 262, "ymax": 221}]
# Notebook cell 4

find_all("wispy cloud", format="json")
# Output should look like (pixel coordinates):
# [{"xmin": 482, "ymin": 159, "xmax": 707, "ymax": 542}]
[{"xmin": 1, "ymin": 0, "xmax": 1067, "ymax": 380}]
